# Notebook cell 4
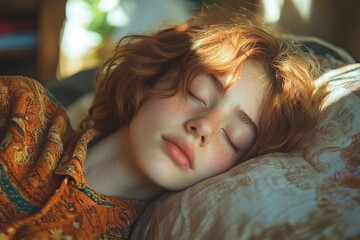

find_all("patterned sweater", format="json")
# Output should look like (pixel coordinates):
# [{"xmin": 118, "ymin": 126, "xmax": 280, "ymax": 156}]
[{"xmin": 0, "ymin": 76, "xmax": 146, "ymax": 239}]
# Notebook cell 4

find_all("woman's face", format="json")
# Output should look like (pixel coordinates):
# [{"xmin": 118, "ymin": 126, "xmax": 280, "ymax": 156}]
[{"xmin": 129, "ymin": 59, "xmax": 269, "ymax": 190}]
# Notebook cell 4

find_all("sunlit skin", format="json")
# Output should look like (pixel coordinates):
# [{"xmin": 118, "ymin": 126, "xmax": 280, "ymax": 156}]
[
  {"xmin": 129, "ymin": 58, "xmax": 269, "ymax": 191},
  {"xmin": 85, "ymin": 58, "xmax": 269, "ymax": 200}
]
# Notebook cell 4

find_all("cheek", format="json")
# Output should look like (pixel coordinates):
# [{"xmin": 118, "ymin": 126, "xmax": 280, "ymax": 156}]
[
  {"xmin": 207, "ymin": 142, "xmax": 237, "ymax": 175},
  {"xmin": 143, "ymin": 96, "xmax": 185, "ymax": 120},
  {"xmin": 133, "ymin": 98, "xmax": 178, "ymax": 128},
  {"xmin": 129, "ymin": 95, "xmax": 188, "ymax": 152}
]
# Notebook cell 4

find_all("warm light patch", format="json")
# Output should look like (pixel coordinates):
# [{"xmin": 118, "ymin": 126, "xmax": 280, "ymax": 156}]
[
  {"xmin": 261, "ymin": 0, "xmax": 284, "ymax": 23},
  {"xmin": 292, "ymin": 0, "xmax": 312, "ymax": 22},
  {"xmin": 225, "ymin": 75, "xmax": 233, "ymax": 86},
  {"xmin": 260, "ymin": 0, "xmax": 312, "ymax": 23}
]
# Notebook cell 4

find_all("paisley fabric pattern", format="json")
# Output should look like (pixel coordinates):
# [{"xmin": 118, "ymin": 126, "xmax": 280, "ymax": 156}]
[
  {"xmin": 0, "ymin": 76, "xmax": 145, "ymax": 239},
  {"xmin": 130, "ymin": 65, "xmax": 360, "ymax": 240}
]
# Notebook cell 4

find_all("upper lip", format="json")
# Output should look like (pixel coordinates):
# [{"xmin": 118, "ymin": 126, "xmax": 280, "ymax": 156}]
[{"xmin": 162, "ymin": 135, "xmax": 195, "ymax": 169}]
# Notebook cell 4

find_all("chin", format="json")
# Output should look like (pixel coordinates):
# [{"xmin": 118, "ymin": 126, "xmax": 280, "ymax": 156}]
[
  {"xmin": 148, "ymin": 171, "xmax": 193, "ymax": 191},
  {"xmin": 151, "ymin": 176, "xmax": 189, "ymax": 191},
  {"xmin": 136, "ymin": 152, "xmax": 197, "ymax": 191}
]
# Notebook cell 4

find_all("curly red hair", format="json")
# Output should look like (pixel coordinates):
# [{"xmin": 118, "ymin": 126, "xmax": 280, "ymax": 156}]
[{"xmin": 80, "ymin": 7, "xmax": 327, "ymax": 161}]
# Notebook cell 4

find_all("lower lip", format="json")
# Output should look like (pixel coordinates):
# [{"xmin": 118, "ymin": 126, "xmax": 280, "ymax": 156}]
[{"xmin": 163, "ymin": 140, "xmax": 191, "ymax": 169}]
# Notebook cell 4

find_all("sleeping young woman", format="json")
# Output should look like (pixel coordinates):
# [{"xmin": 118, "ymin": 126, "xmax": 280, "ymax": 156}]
[{"xmin": 0, "ymin": 7, "xmax": 327, "ymax": 239}]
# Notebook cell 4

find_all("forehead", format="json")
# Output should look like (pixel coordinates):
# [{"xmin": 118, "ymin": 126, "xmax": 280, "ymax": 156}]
[{"xmin": 219, "ymin": 59, "xmax": 270, "ymax": 124}]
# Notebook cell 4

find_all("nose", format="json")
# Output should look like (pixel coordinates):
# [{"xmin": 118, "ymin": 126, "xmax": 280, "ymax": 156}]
[{"xmin": 184, "ymin": 111, "xmax": 220, "ymax": 146}]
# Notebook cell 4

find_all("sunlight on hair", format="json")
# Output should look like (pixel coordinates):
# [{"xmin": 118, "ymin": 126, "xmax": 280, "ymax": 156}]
[{"xmin": 225, "ymin": 75, "xmax": 233, "ymax": 86}]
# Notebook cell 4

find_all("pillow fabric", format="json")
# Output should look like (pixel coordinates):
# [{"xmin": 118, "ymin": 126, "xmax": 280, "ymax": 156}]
[{"xmin": 130, "ymin": 64, "xmax": 360, "ymax": 240}]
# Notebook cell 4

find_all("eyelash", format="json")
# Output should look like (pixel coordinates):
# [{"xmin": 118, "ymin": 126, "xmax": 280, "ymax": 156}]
[
  {"xmin": 187, "ymin": 90, "xmax": 206, "ymax": 106},
  {"xmin": 222, "ymin": 130, "xmax": 240, "ymax": 153}
]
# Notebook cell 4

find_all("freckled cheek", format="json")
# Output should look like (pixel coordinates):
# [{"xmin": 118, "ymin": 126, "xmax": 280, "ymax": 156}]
[
  {"xmin": 142, "ymin": 97, "xmax": 186, "ymax": 123},
  {"xmin": 207, "ymin": 141, "xmax": 237, "ymax": 174},
  {"xmin": 157, "ymin": 97, "xmax": 188, "ymax": 116}
]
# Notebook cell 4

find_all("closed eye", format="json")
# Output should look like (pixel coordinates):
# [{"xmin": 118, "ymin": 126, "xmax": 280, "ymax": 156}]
[
  {"xmin": 222, "ymin": 129, "xmax": 241, "ymax": 153},
  {"xmin": 187, "ymin": 90, "xmax": 206, "ymax": 107}
]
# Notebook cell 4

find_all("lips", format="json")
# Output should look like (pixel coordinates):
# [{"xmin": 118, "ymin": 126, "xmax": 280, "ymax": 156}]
[{"xmin": 162, "ymin": 135, "xmax": 194, "ymax": 169}]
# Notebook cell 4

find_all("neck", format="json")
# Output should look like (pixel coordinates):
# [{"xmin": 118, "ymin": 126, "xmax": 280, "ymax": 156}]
[{"xmin": 84, "ymin": 127, "xmax": 165, "ymax": 201}]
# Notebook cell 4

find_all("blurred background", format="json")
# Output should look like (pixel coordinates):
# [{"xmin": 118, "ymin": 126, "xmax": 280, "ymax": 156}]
[{"xmin": 0, "ymin": 0, "xmax": 359, "ymax": 86}]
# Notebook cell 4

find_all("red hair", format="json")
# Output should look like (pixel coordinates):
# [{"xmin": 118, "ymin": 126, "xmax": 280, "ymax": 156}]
[{"xmin": 80, "ymin": 7, "xmax": 328, "ymax": 161}]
